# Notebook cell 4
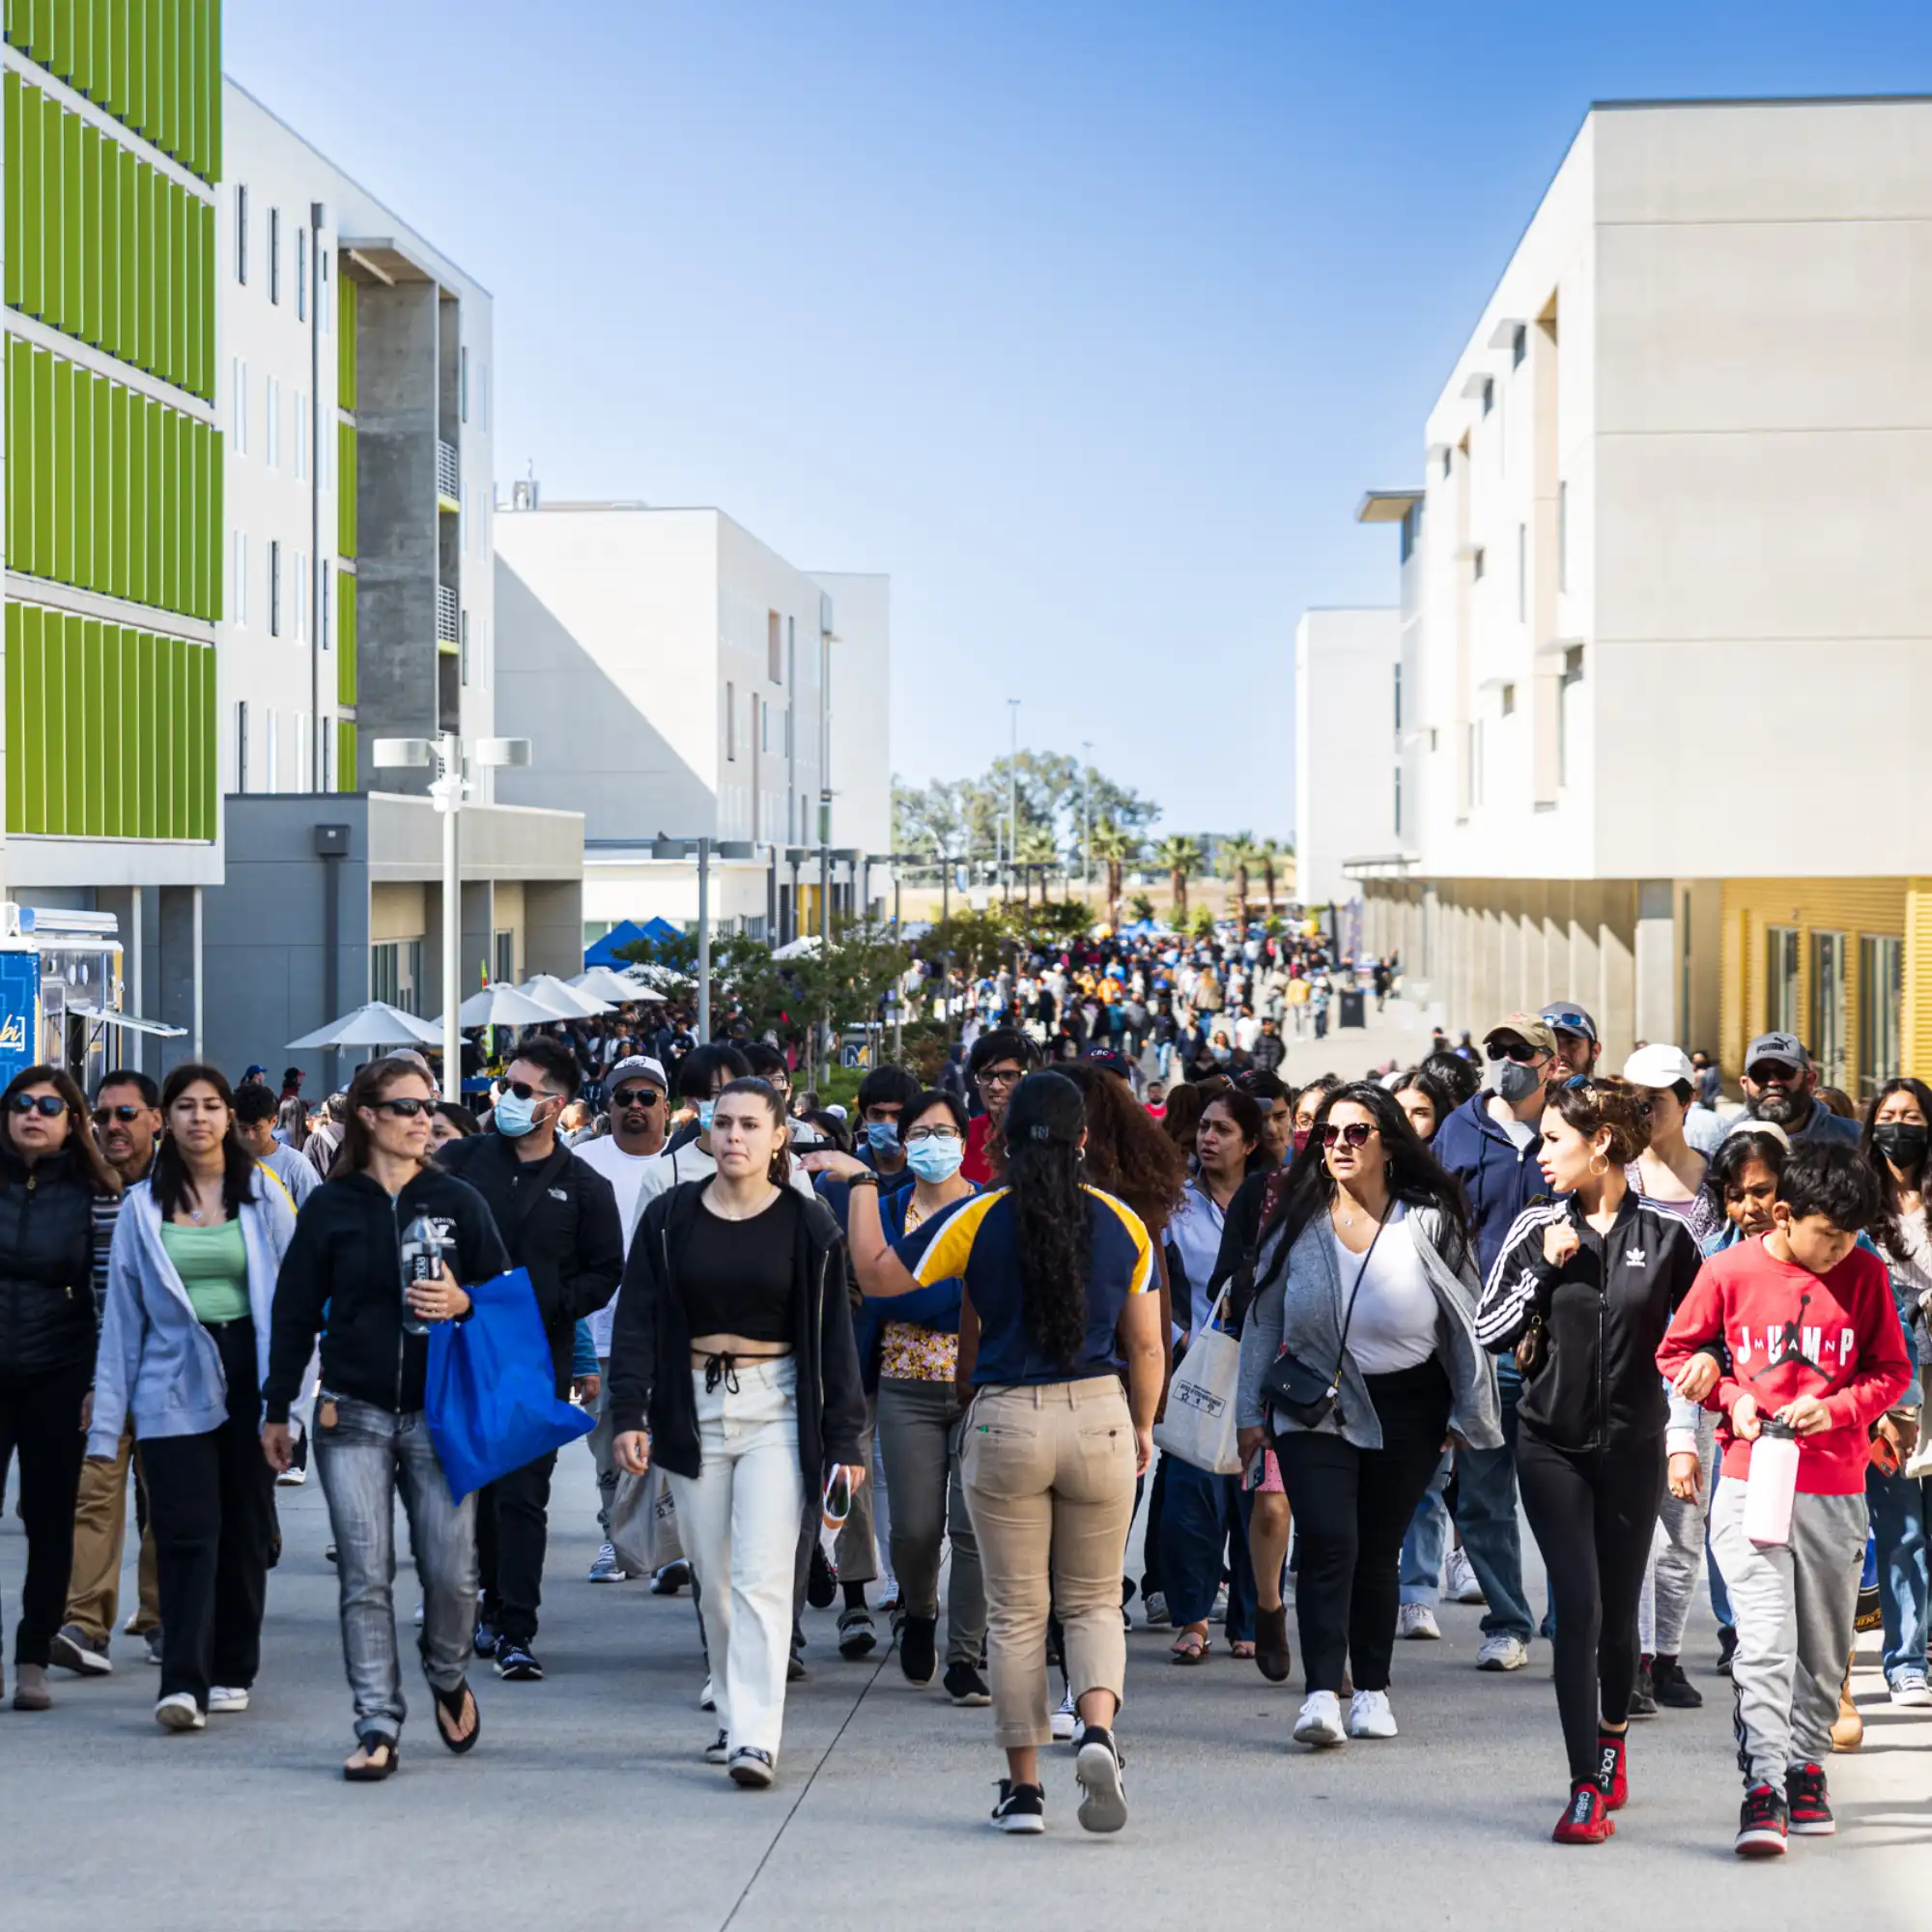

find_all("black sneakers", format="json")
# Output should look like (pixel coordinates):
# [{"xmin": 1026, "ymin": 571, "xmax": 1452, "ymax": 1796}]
[
  {"xmin": 1075, "ymin": 1725, "xmax": 1128, "ymax": 1833},
  {"xmin": 944, "ymin": 1662, "xmax": 992, "ymax": 1706},
  {"xmin": 1627, "ymin": 1658, "xmax": 1658, "ymax": 1718},
  {"xmin": 727, "ymin": 1746, "xmax": 776, "ymax": 1788},
  {"xmin": 1650, "ymin": 1655, "xmax": 1703, "ymax": 1709},
  {"xmin": 1786, "ymin": 1763, "xmax": 1834, "ymax": 1835},
  {"xmin": 1716, "ymin": 1625, "xmax": 1738, "ymax": 1676},
  {"xmin": 702, "ymin": 1728, "xmax": 728, "ymax": 1765},
  {"xmin": 990, "ymin": 1779, "xmax": 1045, "ymax": 1833},
  {"xmin": 1736, "ymin": 1783, "xmax": 1789, "ymax": 1858},
  {"xmin": 493, "ymin": 1640, "xmax": 543, "ymax": 1682},
  {"xmin": 899, "ymin": 1614, "xmax": 937, "ymax": 1687}
]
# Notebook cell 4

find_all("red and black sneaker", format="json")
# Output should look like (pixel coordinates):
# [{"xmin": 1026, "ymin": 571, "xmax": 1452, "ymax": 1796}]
[
  {"xmin": 1786, "ymin": 1763, "xmax": 1834, "ymax": 1836},
  {"xmin": 1735, "ymin": 1782, "xmax": 1789, "ymax": 1858},
  {"xmin": 1596, "ymin": 1729, "xmax": 1628, "ymax": 1812},
  {"xmin": 1552, "ymin": 1779, "xmax": 1615, "ymax": 1845}
]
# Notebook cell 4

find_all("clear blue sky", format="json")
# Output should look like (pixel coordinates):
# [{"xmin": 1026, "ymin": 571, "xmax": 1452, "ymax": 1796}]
[{"xmin": 230, "ymin": 1, "xmax": 1930, "ymax": 842}]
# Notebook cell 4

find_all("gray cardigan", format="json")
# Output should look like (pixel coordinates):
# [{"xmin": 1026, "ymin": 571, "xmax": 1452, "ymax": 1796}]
[
  {"xmin": 1236, "ymin": 1201, "xmax": 1502, "ymax": 1452},
  {"xmin": 89, "ymin": 1172, "xmax": 298, "ymax": 1453}
]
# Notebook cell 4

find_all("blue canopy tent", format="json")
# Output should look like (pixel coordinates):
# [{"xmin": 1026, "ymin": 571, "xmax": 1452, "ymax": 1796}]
[{"xmin": 583, "ymin": 916, "xmax": 683, "ymax": 969}]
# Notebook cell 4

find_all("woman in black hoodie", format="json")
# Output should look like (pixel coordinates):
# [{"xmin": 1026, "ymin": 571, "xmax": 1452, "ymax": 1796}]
[
  {"xmin": 263, "ymin": 1058, "xmax": 507, "ymax": 1779},
  {"xmin": 608, "ymin": 1077, "xmax": 866, "ymax": 1790},
  {"xmin": 0, "ymin": 1065, "xmax": 122, "ymax": 1712}
]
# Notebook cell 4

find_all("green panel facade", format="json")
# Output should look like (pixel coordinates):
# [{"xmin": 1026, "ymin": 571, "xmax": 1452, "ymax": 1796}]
[{"xmin": 337, "ymin": 569, "xmax": 358, "ymax": 704}]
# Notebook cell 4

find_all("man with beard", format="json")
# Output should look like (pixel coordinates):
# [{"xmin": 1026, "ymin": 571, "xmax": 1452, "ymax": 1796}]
[{"xmin": 1738, "ymin": 1032, "xmax": 1861, "ymax": 1146}]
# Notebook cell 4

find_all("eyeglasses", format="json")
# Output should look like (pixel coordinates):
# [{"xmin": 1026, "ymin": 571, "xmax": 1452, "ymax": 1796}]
[
  {"xmin": 92, "ymin": 1104, "xmax": 144, "ymax": 1125},
  {"xmin": 502, "ymin": 1080, "xmax": 556, "ymax": 1102},
  {"xmin": 370, "ymin": 1097, "xmax": 431, "ymax": 1118},
  {"xmin": 611, "ymin": 1087, "xmax": 662, "ymax": 1109},
  {"xmin": 977, "ymin": 1066, "xmax": 1024, "ymax": 1088},
  {"xmin": 8, "ymin": 1094, "xmax": 68, "ymax": 1117},
  {"xmin": 1486, "ymin": 1040, "xmax": 1544, "ymax": 1065},
  {"xmin": 904, "ymin": 1124, "xmax": 962, "ymax": 1144},
  {"xmin": 1320, "ymin": 1121, "xmax": 1376, "ymax": 1149}
]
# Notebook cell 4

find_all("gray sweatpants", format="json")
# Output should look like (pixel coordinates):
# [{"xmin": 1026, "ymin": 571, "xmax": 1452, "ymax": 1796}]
[
  {"xmin": 877, "ymin": 1377, "xmax": 985, "ymax": 1664},
  {"xmin": 1709, "ymin": 1482, "xmax": 1866, "ymax": 1787},
  {"xmin": 1641, "ymin": 1406, "xmax": 1719, "ymax": 1656}
]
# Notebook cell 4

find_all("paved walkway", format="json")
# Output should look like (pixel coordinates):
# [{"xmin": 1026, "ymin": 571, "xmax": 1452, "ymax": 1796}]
[{"xmin": 2, "ymin": 1449, "xmax": 1926, "ymax": 1931}]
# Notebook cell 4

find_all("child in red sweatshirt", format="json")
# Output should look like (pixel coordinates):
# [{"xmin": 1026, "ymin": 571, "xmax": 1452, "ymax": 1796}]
[{"xmin": 1656, "ymin": 1140, "xmax": 1910, "ymax": 1860}]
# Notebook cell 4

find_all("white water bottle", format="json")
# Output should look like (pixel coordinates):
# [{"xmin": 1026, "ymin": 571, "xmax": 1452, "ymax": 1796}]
[{"xmin": 1742, "ymin": 1418, "xmax": 1801, "ymax": 1548}]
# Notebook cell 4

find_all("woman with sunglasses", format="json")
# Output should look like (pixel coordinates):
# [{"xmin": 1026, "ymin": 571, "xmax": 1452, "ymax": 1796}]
[
  {"xmin": 838, "ymin": 1089, "xmax": 986, "ymax": 1700},
  {"xmin": 262, "ymin": 1057, "xmax": 509, "ymax": 1779},
  {"xmin": 1236, "ymin": 1083, "xmax": 1498, "ymax": 1750},
  {"xmin": 89, "ymin": 1065, "xmax": 297, "ymax": 1731},
  {"xmin": 1476, "ymin": 1075, "xmax": 1704, "ymax": 1845},
  {"xmin": 0, "ymin": 1065, "xmax": 123, "ymax": 1712}
]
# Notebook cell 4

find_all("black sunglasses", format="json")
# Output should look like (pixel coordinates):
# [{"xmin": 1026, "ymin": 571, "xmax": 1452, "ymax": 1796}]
[
  {"xmin": 612, "ymin": 1086, "xmax": 662, "ymax": 1109},
  {"xmin": 503, "ymin": 1080, "xmax": 556, "ymax": 1102},
  {"xmin": 8, "ymin": 1094, "xmax": 68, "ymax": 1117},
  {"xmin": 92, "ymin": 1104, "xmax": 144, "ymax": 1125},
  {"xmin": 1320, "ymin": 1121, "xmax": 1375, "ymax": 1149},
  {"xmin": 370, "ymin": 1096, "xmax": 430, "ymax": 1119},
  {"xmin": 1486, "ymin": 1040, "xmax": 1544, "ymax": 1065}
]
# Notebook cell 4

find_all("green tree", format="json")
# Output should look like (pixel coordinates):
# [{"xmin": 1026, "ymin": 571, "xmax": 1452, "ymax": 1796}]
[
  {"xmin": 1155, "ymin": 835, "xmax": 1203, "ymax": 924},
  {"xmin": 1255, "ymin": 837, "xmax": 1290, "ymax": 917},
  {"xmin": 1128, "ymin": 891, "xmax": 1156, "ymax": 925},
  {"xmin": 1090, "ymin": 819, "xmax": 1135, "ymax": 930},
  {"xmin": 1219, "ymin": 832, "xmax": 1263, "ymax": 931}
]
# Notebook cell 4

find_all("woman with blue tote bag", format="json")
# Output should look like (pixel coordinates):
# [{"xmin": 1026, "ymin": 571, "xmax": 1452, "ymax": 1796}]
[{"xmin": 262, "ymin": 1058, "xmax": 508, "ymax": 1781}]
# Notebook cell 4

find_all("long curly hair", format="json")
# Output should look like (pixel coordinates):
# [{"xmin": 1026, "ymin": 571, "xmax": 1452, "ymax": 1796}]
[
  {"xmin": 1060, "ymin": 1061, "xmax": 1187, "ymax": 1239},
  {"xmin": 1003, "ymin": 1071, "xmax": 1092, "ymax": 1371},
  {"xmin": 1859, "ymin": 1076, "xmax": 1932, "ymax": 1264}
]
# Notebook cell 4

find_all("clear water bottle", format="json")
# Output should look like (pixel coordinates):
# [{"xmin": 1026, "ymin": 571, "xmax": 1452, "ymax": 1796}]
[{"xmin": 399, "ymin": 1212, "xmax": 449, "ymax": 1337}]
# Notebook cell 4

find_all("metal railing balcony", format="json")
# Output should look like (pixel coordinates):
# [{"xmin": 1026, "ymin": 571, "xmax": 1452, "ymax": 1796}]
[
  {"xmin": 437, "ymin": 439, "xmax": 460, "ymax": 504},
  {"xmin": 437, "ymin": 583, "xmax": 460, "ymax": 645}
]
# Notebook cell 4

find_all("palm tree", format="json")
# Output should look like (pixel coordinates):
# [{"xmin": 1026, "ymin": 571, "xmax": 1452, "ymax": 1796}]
[
  {"xmin": 1015, "ymin": 822, "xmax": 1059, "ymax": 909},
  {"xmin": 1091, "ymin": 820, "xmax": 1134, "ymax": 930},
  {"xmin": 1219, "ymin": 832, "xmax": 1263, "ymax": 932},
  {"xmin": 1254, "ymin": 837, "xmax": 1289, "ymax": 918},
  {"xmin": 1154, "ymin": 835, "xmax": 1203, "ymax": 926}
]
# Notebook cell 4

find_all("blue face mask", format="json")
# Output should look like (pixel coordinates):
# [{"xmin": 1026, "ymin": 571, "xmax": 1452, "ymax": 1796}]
[
  {"xmin": 904, "ymin": 1137, "xmax": 963, "ymax": 1184},
  {"xmin": 495, "ymin": 1092, "xmax": 537, "ymax": 1139},
  {"xmin": 866, "ymin": 1120, "xmax": 900, "ymax": 1155},
  {"xmin": 696, "ymin": 1100, "xmax": 716, "ymax": 1135}
]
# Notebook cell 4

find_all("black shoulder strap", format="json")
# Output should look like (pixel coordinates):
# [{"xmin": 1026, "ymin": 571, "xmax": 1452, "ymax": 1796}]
[{"xmin": 494, "ymin": 1139, "xmax": 575, "ymax": 1260}]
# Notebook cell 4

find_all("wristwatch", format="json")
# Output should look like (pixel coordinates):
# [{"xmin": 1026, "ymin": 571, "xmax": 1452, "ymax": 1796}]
[{"xmin": 846, "ymin": 1171, "xmax": 885, "ymax": 1189}]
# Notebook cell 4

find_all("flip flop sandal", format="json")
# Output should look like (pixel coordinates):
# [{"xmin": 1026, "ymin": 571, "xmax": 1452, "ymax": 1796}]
[
  {"xmin": 1170, "ymin": 1632, "xmax": 1209, "ymax": 1665},
  {"xmin": 343, "ymin": 1738, "xmax": 400, "ymax": 1782},
  {"xmin": 1230, "ymin": 1641, "xmax": 1257, "ymax": 1660},
  {"xmin": 433, "ymin": 1680, "xmax": 480, "ymax": 1755}
]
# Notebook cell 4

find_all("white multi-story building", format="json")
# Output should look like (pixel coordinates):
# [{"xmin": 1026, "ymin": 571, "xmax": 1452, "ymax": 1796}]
[
  {"xmin": 495, "ymin": 499, "xmax": 891, "ymax": 944},
  {"xmin": 1349, "ymin": 97, "xmax": 1932, "ymax": 1085},
  {"xmin": 1293, "ymin": 607, "xmax": 1399, "ymax": 910}
]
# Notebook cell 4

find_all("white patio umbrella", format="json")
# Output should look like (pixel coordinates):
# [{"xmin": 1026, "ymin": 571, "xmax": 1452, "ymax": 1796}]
[
  {"xmin": 287, "ymin": 1002, "xmax": 444, "ymax": 1051},
  {"xmin": 458, "ymin": 982, "xmax": 557, "ymax": 1029},
  {"xmin": 570, "ymin": 966, "xmax": 662, "ymax": 1005},
  {"xmin": 772, "ymin": 935, "xmax": 821, "ymax": 961},
  {"xmin": 519, "ymin": 973, "xmax": 611, "ymax": 1018}
]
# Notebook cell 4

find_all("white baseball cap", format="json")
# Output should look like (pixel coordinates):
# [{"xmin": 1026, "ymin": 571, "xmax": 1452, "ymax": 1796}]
[{"xmin": 1623, "ymin": 1043, "xmax": 1695, "ymax": 1091}]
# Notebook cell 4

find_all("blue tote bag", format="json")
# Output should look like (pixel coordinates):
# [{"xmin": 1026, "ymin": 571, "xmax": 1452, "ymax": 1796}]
[{"xmin": 425, "ymin": 1266, "xmax": 592, "ymax": 1503}]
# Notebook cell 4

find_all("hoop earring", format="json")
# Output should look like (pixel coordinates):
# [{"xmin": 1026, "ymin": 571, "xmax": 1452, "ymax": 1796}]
[{"xmin": 1588, "ymin": 1151, "xmax": 1609, "ymax": 1177}]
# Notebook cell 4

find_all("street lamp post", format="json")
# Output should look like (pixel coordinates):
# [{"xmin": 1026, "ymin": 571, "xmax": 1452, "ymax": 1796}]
[
  {"xmin": 1081, "ymin": 738, "xmax": 1094, "ymax": 905},
  {"xmin": 373, "ymin": 731, "xmax": 532, "ymax": 1102},
  {"xmin": 1006, "ymin": 698, "xmax": 1020, "ymax": 902}
]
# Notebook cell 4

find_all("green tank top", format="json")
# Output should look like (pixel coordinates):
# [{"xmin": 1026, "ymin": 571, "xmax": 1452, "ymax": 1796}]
[{"xmin": 159, "ymin": 1217, "xmax": 251, "ymax": 1325}]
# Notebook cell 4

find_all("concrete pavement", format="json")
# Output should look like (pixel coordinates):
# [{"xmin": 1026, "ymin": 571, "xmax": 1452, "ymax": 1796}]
[{"xmin": 2, "ymin": 1440, "xmax": 1927, "ymax": 1932}]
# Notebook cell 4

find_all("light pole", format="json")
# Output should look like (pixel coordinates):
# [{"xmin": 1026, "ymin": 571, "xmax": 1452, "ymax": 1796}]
[
  {"xmin": 649, "ymin": 835, "xmax": 759, "ymax": 1044},
  {"xmin": 373, "ymin": 731, "xmax": 532, "ymax": 1101},
  {"xmin": 1006, "ymin": 698, "xmax": 1020, "ymax": 903},
  {"xmin": 1081, "ymin": 738, "xmax": 1094, "ymax": 905}
]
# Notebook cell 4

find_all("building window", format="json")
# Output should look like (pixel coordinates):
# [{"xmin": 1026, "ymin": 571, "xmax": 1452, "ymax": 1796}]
[
  {"xmin": 236, "ymin": 700, "xmax": 249, "ymax": 792},
  {"xmin": 1500, "ymin": 682, "xmax": 1517, "ymax": 718},
  {"xmin": 1511, "ymin": 323, "xmax": 1526, "ymax": 369},
  {"xmin": 232, "ymin": 531, "xmax": 248, "ymax": 626},
  {"xmin": 1860, "ymin": 935, "xmax": 1904, "ymax": 1096},
  {"xmin": 460, "ymin": 346, "xmax": 469, "ymax": 424},
  {"xmin": 232, "ymin": 358, "xmax": 248, "ymax": 454},
  {"xmin": 297, "ymin": 230, "xmax": 307, "ymax": 321},
  {"xmin": 768, "ymin": 611, "xmax": 783, "ymax": 683},
  {"xmin": 1393, "ymin": 766, "xmax": 1402, "ymax": 838},
  {"xmin": 269, "ymin": 541, "xmax": 282, "ymax": 638},
  {"xmin": 1557, "ymin": 481, "xmax": 1568, "ymax": 592},
  {"xmin": 1517, "ymin": 524, "xmax": 1526, "ymax": 621},
  {"xmin": 1811, "ymin": 931, "xmax": 1849, "ymax": 1091},
  {"xmin": 494, "ymin": 930, "xmax": 515, "ymax": 984},
  {"xmin": 725, "ymin": 682, "xmax": 736, "ymax": 760},
  {"xmin": 1765, "ymin": 925, "xmax": 1801, "ymax": 1036},
  {"xmin": 1392, "ymin": 664, "xmax": 1402, "ymax": 733},
  {"xmin": 266, "ymin": 377, "xmax": 280, "ymax": 469},
  {"xmin": 236, "ymin": 185, "xmax": 248, "ymax": 284},
  {"xmin": 269, "ymin": 207, "xmax": 281, "ymax": 304}
]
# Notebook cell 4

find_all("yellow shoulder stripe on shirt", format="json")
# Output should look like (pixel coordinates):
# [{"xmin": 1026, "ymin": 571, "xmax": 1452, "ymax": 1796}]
[
  {"xmin": 1083, "ymin": 1185, "xmax": 1154, "ymax": 1296},
  {"xmin": 911, "ymin": 1188, "xmax": 1007, "ymax": 1285}
]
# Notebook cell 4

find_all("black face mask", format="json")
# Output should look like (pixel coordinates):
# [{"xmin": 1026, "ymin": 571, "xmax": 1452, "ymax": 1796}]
[{"xmin": 1873, "ymin": 1122, "xmax": 1929, "ymax": 1170}]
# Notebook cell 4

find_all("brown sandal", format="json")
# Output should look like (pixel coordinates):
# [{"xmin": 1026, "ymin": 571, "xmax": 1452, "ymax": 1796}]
[
  {"xmin": 1170, "ymin": 1629, "xmax": 1210, "ymax": 1665},
  {"xmin": 343, "ymin": 1738, "xmax": 400, "ymax": 1781}
]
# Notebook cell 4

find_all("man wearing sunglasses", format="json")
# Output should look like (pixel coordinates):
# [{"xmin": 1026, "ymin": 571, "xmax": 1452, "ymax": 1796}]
[
  {"xmin": 438, "ymin": 1036, "xmax": 624, "ymax": 1681},
  {"xmin": 1430, "ymin": 1011, "xmax": 1568, "ymax": 1675},
  {"xmin": 52, "ymin": 1071, "xmax": 166, "ymax": 1679},
  {"xmin": 1737, "ymin": 1031, "xmax": 1862, "ymax": 1147},
  {"xmin": 573, "ymin": 1056, "xmax": 671, "ymax": 1582}
]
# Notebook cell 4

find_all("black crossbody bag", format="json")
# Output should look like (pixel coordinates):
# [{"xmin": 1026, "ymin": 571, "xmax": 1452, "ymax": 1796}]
[{"xmin": 1260, "ymin": 1208, "xmax": 1390, "ymax": 1431}]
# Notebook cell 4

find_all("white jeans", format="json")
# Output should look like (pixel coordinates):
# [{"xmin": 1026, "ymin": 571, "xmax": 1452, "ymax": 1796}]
[{"xmin": 667, "ymin": 1357, "xmax": 807, "ymax": 1763}]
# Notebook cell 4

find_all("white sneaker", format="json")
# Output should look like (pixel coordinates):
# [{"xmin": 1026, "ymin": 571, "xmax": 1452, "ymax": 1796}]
[
  {"xmin": 1396, "ymin": 1603, "xmax": 1441, "ymax": 1641},
  {"xmin": 1293, "ymin": 1690, "xmax": 1346, "ymax": 1747},
  {"xmin": 207, "ymin": 1686, "xmax": 249, "ymax": 1714},
  {"xmin": 1347, "ymin": 1689, "xmax": 1398, "ymax": 1739},
  {"xmin": 1889, "ymin": 1672, "xmax": 1932, "ymax": 1707},
  {"xmin": 1050, "ymin": 1690, "xmax": 1078, "ymax": 1742},
  {"xmin": 156, "ymin": 1691, "xmax": 205, "ymax": 1731},
  {"xmin": 274, "ymin": 1463, "xmax": 307, "ymax": 1488},
  {"xmin": 412, "ymin": 1600, "xmax": 424, "ymax": 1626},
  {"xmin": 698, "ymin": 1677, "xmax": 716, "ymax": 1713},
  {"xmin": 1477, "ymin": 1634, "xmax": 1530, "ymax": 1672},
  {"xmin": 1444, "ymin": 1549, "xmax": 1486, "ymax": 1605},
  {"xmin": 1208, "ymin": 1583, "xmax": 1229, "ymax": 1625}
]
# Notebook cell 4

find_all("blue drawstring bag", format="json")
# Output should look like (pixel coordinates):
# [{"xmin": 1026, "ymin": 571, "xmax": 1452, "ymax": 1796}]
[{"xmin": 424, "ymin": 1267, "xmax": 592, "ymax": 1502}]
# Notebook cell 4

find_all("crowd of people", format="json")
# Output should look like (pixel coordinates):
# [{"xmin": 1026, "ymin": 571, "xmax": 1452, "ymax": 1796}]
[{"xmin": 0, "ymin": 921, "xmax": 1926, "ymax": 1860}]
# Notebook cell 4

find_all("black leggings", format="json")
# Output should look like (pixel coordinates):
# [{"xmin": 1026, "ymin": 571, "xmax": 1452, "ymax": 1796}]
[
  {"xmin": 1274, "ymin": 1357, "xmax": 1451, "ymax": 1695},
  {"xmin": 1516, "ymin": 1430, "xmax": 1664, "ymax": 1783}
]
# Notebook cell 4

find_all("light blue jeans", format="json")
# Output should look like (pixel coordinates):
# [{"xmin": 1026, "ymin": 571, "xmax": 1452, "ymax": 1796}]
[
  {"xmin": 1399, "ymin": 1452, "xmax": 1452, "ymax": 1606},
  {"xmin": 1866, "ymin": 1463, "xmax": 1930, "ymax": 1685},
  {"xmin": 1451, "ymin": 1362, "xmax": 1538, "ymax": 1642}
]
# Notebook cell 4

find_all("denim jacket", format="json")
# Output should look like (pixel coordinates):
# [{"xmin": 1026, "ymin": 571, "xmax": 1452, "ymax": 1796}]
[{"xmin": 88, "ymin": 1173, "xmax": 298, "ymax": 1453}]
